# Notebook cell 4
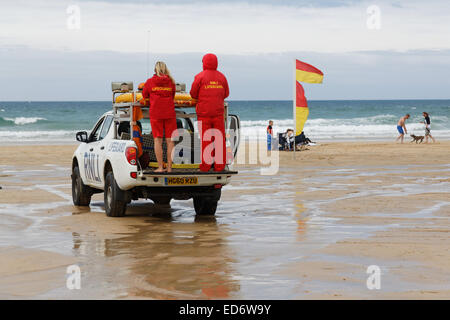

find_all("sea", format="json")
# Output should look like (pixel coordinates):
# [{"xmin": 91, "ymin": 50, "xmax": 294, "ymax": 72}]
[{"xmin": 0, "ymin": 100, "xmax": 449, "ymax": 144}]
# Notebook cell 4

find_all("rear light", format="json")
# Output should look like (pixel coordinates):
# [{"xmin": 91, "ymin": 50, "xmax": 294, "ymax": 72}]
[
  {"xmin": 214, "ymin": 184, "xmax": 222, "ymax": 189},
  {"xmin": 130, "ymin": 172, "xmax": 137, "ymax": 179},
  {"xmin": 226, "ymin": 146, "xmax": 233, "ymax": 163},
  {"xmin": 125, "ymin": 147, "xmax": 137, "ymax": 165}
]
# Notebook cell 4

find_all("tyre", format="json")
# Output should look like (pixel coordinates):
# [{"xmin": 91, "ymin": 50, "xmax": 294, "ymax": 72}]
[
  {"xmin": 152, "ymin": 196, "xmax": 172, "ymax": 206},
  {"xmin": 193, "ymin": 197, "xmax": 218, "ymax": 216},
  {"xmin": 193, "ymin": 189, "xmax": 221, "ymax": 216},
  {"xmin": 72, "ymin": 166, "xmax": 92, "ymax": 206},
  {"xmin": 104, "ymin": 171, "xmax": 127, "ymax": 217}
]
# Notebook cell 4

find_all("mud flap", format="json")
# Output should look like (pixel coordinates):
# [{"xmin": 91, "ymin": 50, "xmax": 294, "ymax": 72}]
[{"xmin": 114, "ymin": 180, "xmax": 132, "ymax": 203}]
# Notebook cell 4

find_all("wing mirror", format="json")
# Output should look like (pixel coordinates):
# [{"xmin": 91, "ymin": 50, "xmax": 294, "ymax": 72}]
[{"xmin": 76, "ymin": 131, "xmax": 88, "ymax": 143}]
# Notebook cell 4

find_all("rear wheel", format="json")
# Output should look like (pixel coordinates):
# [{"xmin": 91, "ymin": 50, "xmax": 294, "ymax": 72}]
[
  {"xmin": 193, "ymin": 189, "xmax": 221, "ymax": 216},
  {"xmin": 72, "ymin": 166, "xmax": 92, "ymax": 206},
  {"xmin": 152, "ymin": 196, "xmax": 172, "ymax": 206},
  {"xmin": 104, "ymin": 171, "xmax": 127, "ymax": 217}
]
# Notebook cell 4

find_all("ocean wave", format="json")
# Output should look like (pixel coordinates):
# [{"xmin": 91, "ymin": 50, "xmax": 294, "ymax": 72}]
[
  {"xmin": 1, "ymin": 116, "xmax": 47, "ymax": 126},
  {"xmin": 240, "ymin": 114, "xmax": 448, "ymax": 129},
  {"xmin": 237, "ymin": 118, "xmax": 450, "ymax": 140},
  {"xmin": 1, "ymin": 116, "xmax": 449, "ymax": 143},
  {"xmin": 0, "ymin": 130, "xmax": 76, "ymax": 141}
]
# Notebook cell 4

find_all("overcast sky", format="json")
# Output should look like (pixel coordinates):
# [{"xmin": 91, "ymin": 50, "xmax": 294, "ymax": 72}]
[{"xmin": 1, "ymin": 0, "xmax": 450, "ymax": 100}]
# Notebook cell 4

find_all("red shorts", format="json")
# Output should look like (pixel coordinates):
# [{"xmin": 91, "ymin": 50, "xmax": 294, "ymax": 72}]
[{"xmin": 150, "ymin": 118, "xmax": 177, "ymax": 139}]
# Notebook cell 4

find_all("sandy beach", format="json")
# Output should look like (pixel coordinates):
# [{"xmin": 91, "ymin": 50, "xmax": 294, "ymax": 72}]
[{"xmin": 0, "ymin": 141, "xmax": 449, "ymax": 299}]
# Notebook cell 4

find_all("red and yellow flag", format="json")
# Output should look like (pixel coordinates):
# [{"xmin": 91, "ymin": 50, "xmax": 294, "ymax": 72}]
[
  {"xmin": 294, "ymin": 59, "xmax": 323, "ymax": 136},
  {"xmin": 296, "ymin": 59, "xmax": 324, "ymax": 84},
  {"xmin": 295, "ymin": 82, "xmax": 309, "ymax": 135}
]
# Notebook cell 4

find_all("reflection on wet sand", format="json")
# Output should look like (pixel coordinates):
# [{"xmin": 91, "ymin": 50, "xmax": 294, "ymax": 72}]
[
  {"xmin": 1, "ymin": 142, "xmax": 450, "ymax": 299},
  {"xmin": 69, "ymin": 203, "xmax": 240, "ymax": 299},
  {"xmin": 294, "ymin": 202, "xmax": 308, "ymax": 241}
]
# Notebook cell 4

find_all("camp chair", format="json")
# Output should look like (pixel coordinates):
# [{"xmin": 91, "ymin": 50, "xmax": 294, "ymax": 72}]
[
  {"xmin": 294, "ymin": 132, "xmax": 313, "ymax": 151},
  {"xmin": 278, "ymin": 133, "xmax": 288, "ymax": 150}
]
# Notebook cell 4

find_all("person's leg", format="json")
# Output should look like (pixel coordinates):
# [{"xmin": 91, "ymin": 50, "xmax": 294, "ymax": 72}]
[
  {"xmin": 164, "ymin": 118, "xmax": 178, "ymax": 173},
  {"xmin": 430, "ymin": 134, "xmax": 435, "ymax": 143},
  {"xmin": 400, "ymin": 134, "xmax": 404, "ymax": 143},
  {"xmin": 151, "ymin": 119, "xmax": 165, "ymax": 172},
  {"xmin": 396, "ymin": 126, "xmax": 403, "ymax": 143},
  {"xmin": 198, "ymin": 117, "xmax": 213, "ymax": 172},
  {"xmin": 154, "ymin": 138, "xmax": 165, "ymax": 172},
  {"xmin": 166, "ymin": 138, "xmax": 174, "ymax": 172},
  {"xmin": 211, "ymin": 116, "xmax": 226, "ymax": 172}
]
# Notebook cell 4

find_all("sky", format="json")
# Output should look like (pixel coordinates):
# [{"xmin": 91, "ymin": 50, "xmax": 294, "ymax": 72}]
[{"xmin": 1, "ymin": 0, "xmax": 450, "ymax": 100}]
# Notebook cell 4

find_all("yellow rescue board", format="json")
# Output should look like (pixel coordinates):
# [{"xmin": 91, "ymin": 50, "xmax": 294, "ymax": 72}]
[
  {"xmin": 115, "ymin": 92, "xmax": 195, "ymax": 104},
  {"xmin": 115, "ymin": 92, "xmax": 143, "ymax": 103}
]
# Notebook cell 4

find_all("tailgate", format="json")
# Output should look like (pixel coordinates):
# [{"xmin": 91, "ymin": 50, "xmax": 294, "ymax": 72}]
[{"xmin": 136, "ymin": 170, "xmax": 238, "ymax": 187}]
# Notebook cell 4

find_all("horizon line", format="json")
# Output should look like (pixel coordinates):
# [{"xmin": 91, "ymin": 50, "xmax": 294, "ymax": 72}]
[{"xmin": 1, "ymin": 98, "xmax": 450, "ymax": 103}]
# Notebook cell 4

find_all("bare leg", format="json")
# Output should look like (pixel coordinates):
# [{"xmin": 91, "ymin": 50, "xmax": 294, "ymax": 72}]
[
  {"xmin": 430, "ymin": 134, "xmax": 436, "ymax": 143},
  {"xmin": 154, "ymin": 137, "xmax": 165, "ymax": 172},
  {"xmin": 396, "ymin": 134, "xmax": 404, "ymax": 143},
  {"xmin": 166, "ymin": 138, "xmax": 174, "ymax": 173}
]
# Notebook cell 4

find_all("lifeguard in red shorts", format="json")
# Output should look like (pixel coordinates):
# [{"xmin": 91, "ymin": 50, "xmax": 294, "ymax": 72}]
[
  {"xmin": 190, "ymin": 53, "xmax": 229, "ymax": 172},
  {"xmin": 143, "ymin": 61, "xmax": 177, "ymax": 173}
]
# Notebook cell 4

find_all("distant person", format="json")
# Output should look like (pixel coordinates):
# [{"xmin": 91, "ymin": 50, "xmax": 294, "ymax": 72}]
[
  {"xmin": 286, "ymin": 129, "xmax": 295, "ymax": 150},
  {"xmin": 280, "ymin": 129, "xmax": 295, "ymax": 151},
  {"xmin": 422, "ymin": 112, "xmax": 436, "ymax": 143},
  {"xmin": 190, "ymin": 53, "xmax": 229, "ymax": 172},
  {"xmin": 267, "ymin": 120, "xmax": 274, "ymax": 151},
  {"xmin": 395, "ymin": 114, "xmax": 410, "ymax": 143},
  {"xmin": 143, "ymin": 61, "xmax": 177, "ymax": 173}
]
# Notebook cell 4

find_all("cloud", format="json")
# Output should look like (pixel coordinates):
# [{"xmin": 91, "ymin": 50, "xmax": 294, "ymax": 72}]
[
  {"xmin": 1, "ymin": 0, "xmax": 450, "ymax": 54},
  {"xmin": 1, "ymin": 47, "xmax": 450, "ymax": 100},
  {"xmin": 1, "ymin": 0, "xmax": 449, "ymax": 100}
]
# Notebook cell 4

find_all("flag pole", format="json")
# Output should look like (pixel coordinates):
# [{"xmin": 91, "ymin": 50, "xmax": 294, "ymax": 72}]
[{"xmin": 293, "ymin": 58, "xmax": 296, "ymax": 159}]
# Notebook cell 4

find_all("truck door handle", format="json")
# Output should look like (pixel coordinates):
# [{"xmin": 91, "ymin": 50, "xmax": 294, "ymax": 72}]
[
  {"xmin": 100, "ymin": 146, "xmax": 105, "ymax": 150},
  {"xmin": 89, "ymin": 148, "xmax": 94, "ymax": 152}
]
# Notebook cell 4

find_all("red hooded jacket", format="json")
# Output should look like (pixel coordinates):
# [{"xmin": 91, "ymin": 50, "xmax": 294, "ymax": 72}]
[
  {"xmin": 142, "ymin": 74, "xmax": 176, "ymax": 120},
  {"xmin": 190, "ymin": 54, "xmax": 229, "ymax": 118}
]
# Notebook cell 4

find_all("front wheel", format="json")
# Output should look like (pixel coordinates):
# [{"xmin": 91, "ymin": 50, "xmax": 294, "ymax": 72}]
[
  {"xmin": 72, "ymin": 166, "xmax": 92, "ymax": 206},
  {"xmin": 104, "ymin": 171, "xmax": 127, "ymax": 217}
]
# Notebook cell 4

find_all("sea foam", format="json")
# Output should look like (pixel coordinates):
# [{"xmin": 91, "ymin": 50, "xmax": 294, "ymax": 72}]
[{"xmin": 2, "ymin": 117, "xmax": 47, "ymax": 125}]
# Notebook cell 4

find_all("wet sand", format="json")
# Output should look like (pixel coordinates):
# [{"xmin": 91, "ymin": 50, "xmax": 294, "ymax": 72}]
[{"xmin": 0, "ymin": 141, "xmax": 449, "ymax": 299}]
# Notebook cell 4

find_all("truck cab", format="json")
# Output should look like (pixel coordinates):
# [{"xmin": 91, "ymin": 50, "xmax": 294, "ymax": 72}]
[{"xmin": 71, "ymin": 81, "xmax": 240, "ymax": 217}]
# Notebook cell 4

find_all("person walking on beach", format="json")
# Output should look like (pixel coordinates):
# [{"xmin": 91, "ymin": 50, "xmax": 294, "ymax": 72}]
[
  {"xmin": 422, "ymin": 112, "xmax": 436, "ymax": 143},
  {"xmin": 142, "ymin": 61, "xmax": 177, "ymax": 173},
  {"xmin": 190, "ymin": 53, "xmax": 229, "ymax": 172},
  {"xmin": 395, "ymin": 114, "xmax": 410, "ymax": 143},
  {"xmin": 267, "ymin": 120, "xmax": 274, "ymax": 151}
]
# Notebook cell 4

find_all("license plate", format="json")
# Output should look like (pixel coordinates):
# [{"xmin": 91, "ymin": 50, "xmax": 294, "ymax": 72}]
[{"xmin": 165, "ymin": 177, "xmax": 198, "ymax": 186}]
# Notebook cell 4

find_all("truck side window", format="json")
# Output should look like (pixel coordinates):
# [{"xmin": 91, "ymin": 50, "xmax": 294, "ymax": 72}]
[
  {"xmin": 89, "ymin": 117, "xmax": 105, "ymax": 142},
  {"xmin": 99, "ymin": 116, "xmax": 113, "ymax": 140}
]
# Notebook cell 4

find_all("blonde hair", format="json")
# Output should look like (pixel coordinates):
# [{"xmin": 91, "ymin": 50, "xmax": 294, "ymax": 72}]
[{"xmin": 154, "ymin": 61, "xmax": 175, "ymax": 84}]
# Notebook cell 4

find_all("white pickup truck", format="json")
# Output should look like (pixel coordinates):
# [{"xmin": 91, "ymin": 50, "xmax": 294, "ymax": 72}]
[{"xmin": 71, "ymin": 82, "xmax": 240, "ymax": 217}]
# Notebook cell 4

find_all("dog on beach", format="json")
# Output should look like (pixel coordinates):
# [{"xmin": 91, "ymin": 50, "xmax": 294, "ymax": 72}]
[{"xmin": 410, "ymin": 134, "xmax": 424, "ymax": 144}]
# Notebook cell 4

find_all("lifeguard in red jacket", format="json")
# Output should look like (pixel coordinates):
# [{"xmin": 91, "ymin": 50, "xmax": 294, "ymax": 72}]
[
  {"xmin": 190, "ymin": 53, "xmax": 229, "ymax": 172},
  {"xmin": 142, "ymin": 61, "xmax": 177, "ymax": 173}
]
